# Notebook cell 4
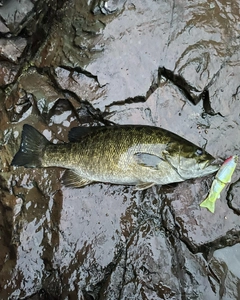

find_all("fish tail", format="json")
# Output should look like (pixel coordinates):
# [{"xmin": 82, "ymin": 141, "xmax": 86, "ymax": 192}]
[
  {"xmin": 11, "ymin": 124, "xmax": 50, "ymax": 168},
  {"xmin": 199, "ymin": 195, "xmax": 216, "ymax": 213}
]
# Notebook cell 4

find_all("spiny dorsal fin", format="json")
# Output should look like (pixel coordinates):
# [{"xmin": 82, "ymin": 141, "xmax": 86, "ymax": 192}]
[{"xmin": 68, "ymin": 126, "xmax": 106, "ymax": 142}]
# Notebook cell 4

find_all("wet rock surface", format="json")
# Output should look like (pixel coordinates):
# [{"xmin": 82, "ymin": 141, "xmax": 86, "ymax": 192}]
[{"xmin": 0, "ymin": 0, "xmax": 240, "ymax": 299}]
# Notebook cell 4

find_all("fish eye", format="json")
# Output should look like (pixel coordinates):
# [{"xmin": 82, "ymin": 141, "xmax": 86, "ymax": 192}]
[{"xmin": 195, "ymin": 149, "xmax": 203, "ymax": 156}]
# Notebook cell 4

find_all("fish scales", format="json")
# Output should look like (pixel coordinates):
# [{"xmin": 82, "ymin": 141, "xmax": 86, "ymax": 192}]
[
  {"xmin": 11, "ymin": 124, "xmax": 220, "ymax": 189},
  {"xmin": 44, "ymin": 126, "xmax": 168, "ymax": 182}
]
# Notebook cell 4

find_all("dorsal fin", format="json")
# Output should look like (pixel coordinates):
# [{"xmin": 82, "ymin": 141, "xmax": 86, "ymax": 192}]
[{"xmin": 68, "ymin": 126, "xmax": 105, "ymax": 142}]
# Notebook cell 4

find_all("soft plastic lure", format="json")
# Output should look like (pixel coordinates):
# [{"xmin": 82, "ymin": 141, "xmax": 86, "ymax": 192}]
[{"xmin": 200, "ymin": 155, "xmax": 238, "ymax": 213}]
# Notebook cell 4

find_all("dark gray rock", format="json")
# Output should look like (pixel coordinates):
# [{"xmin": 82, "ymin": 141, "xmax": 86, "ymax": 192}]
[{"xmin": 0, "ymin": 0, "xmax": 240, "ymax": 299}]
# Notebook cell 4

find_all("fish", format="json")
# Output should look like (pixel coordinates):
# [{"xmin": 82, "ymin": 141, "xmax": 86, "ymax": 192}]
[
  {"xmin": 11, "ymin": 124, "xmax": 219, "ymax": 190},
  {"xmin": 200, "ymin": 155, "xmax": 238, "ymax": 213}
]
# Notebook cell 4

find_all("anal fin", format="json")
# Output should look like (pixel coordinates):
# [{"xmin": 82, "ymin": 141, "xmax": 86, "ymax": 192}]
[
  {"xmin": 133, "ymin": 182, "xmax": 156, "ymax": 191},
  {"xmin": 62, "ymin": 170, "xmax": 93, "ymax": 188}
]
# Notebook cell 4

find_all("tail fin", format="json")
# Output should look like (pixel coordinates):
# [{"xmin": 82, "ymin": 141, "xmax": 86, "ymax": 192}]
[
  {"xmin": 11, "ymin": 124, "xmax": 50, "ymax": 168},
  {"xmin": 199, "ymin": 197, "xmax": 216, "ymax": 213}
]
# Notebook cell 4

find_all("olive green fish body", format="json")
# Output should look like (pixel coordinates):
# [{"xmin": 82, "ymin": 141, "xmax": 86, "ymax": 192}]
[
  {"xmin": 11, "ymin": 125, "xmax": 219, "ymax": 190},
  {"xmin": 43, "ymin": 127, "xmax": 183, "ymax": 185}
]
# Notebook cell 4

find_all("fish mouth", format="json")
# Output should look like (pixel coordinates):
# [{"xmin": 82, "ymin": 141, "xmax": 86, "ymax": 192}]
[{"xmin": 203, "ymin": 159, "xmax": 221, "ymax": 171}]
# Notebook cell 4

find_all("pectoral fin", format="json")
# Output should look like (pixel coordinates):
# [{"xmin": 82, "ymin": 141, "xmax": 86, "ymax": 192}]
[
  {"xmin": 134, "ymin": 182, "xmax": 156, "ymax": 190},
  {"xmin": 134, "ymin": 153, "xmax": 164, "ymax": 170},
  {"xmin": 62, "ymin": 170, "xmax": 93, "ymax": 188}
]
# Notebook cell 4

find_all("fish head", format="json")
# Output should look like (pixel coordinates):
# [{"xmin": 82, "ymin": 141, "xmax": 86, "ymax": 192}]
[{"xmin": 163, "ymin": 143, "xmax": 220, "ymax": 180}]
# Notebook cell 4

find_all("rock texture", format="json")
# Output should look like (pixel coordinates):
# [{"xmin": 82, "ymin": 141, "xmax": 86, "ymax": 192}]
[{"xmin": 0, "ymin": 0, "xmax": 240, "ymax": 299}]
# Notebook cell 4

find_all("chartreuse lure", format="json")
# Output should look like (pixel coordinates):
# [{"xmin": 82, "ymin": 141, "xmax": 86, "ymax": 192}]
[{"xmin": 200, "ymin": 155, "xmax": 238, "ymax": 213}]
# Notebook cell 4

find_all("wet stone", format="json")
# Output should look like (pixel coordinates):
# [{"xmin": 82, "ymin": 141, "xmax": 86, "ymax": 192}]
[
  {"xmin": 0, "ymin": 168, "xmax": 62, "ymax": 299},
  {"xmin": 105, "ymin": 221, "xmax": 219, "ymax": 299},
  {"xmin": 0, "ymin": 0, "xmax": 240, "ymax": 298},
  {"xmin": 4, "ymin": 85, "xmax": 33, "ymax": 123},
  {"xmin": 227, "ymin": 179, "xmax": 240, "ymax": 214},
  {"xmin": 0, "ymin": 38, "xmax": 27, "ymax": 62},
  {"xmin": 18, "ymin": 68, "xmax": 64, "ymax": 116},
  {"xmin": 0, "ymin": 61, "xmax": 19, "ymax": 86},
  {"xmin": 54, "ymin": 67, "xmax": 107, "ymax": 104},
  {"xmin": 46, "ymin": 98, "xmax": 83, "ymax": 141},
  {"xmin": 105, "ymin": 81, "xmax": 212, "ymax": 154},
  {"xmin": 0, "ymin": 0, "xmax": 34, "ymax": 32},
  {"xmin": 0, "ymin": 19, "xmax": 9, "ymax": 33},
  {"xmin": 164, "ymin": 179, "xmax": 240, "ymax": 251},
  {"xmin": 72, "ymin": 15, "xmax": 105, "ymax": 49},
  {"xmin": 85, "ymin": 0, "xmax": 172, "ymax": 110},
  {"xmin": 210, "ymin": 244, "xmax": 240, "ymax": 299}
]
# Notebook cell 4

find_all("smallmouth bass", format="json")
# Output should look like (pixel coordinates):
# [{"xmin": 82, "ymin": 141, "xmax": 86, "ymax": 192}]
[{"xmin": 11, "ymin": 124, "xmax": 219, "ymax": 190}]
